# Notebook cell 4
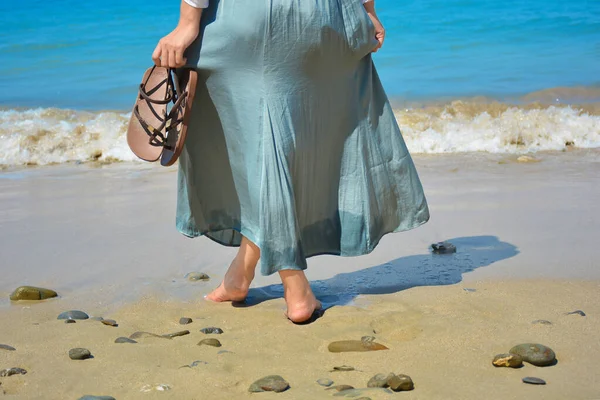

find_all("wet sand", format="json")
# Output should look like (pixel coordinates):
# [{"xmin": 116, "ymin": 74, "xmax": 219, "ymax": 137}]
[{"xmin": 1, "ymin": 150, "xmax": 599, "ymax": 399}]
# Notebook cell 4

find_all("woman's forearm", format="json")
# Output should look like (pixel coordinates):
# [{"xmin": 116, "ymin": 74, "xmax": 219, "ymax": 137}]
[
  {"xmin": 363, "ymin": 1, "xmax": 376, "ymax": 15},
  {"xmin": 179, "ymin": 0, "xmax": 204, "ymax": 29}
]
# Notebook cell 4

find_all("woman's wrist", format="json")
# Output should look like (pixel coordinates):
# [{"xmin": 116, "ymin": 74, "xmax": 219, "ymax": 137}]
[{"xmin": 178, "ymin": 0, "xmax": 203, "ymax": 30}]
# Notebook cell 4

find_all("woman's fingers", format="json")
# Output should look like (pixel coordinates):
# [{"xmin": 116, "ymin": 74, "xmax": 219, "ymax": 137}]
[{"xmin": 152, "ymin": 45, "xmax": 162, "ymax": 66}]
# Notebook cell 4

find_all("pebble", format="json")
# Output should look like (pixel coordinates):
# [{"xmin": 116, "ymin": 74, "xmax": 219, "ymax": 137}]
[
  {"xmin": 115, "ymin": 337, "xmax": 137, "ymax": 344},
  {"xmin": 57, "ymin": 310, "xmax": 89, "ymax": 320},
  {"xmin": 129, "ymin": 331, "xmax": 171, "ymax": 340},
  {"xmin": 0, "ymin": 368, "xmax": 27, "ymax": 377},
  {"xmin": 0, "ymin": 344, "xmax": 16, "ymax": 351},
  {"xmin": 532, "ymin": 320, "xmax": 552, "ymax": 325},
  {"xmin": 248, "ymin": 375, "xmax": 290, "ymax": 393},
  {"xmin": 463, "ymin": 288, "xmax": 477, "ymax": 293},
  {"xmin": 431, "ymin": 241, "xmax": 456, "ymax": 254},
  {"xmin": 387, "ymin": 374, "xmax": 414, "ymax": 392},
  {"xmin": 492, "ymin": 353, "xmax": 524, "ymax": 368},
  {"xmin": 326, "ymin": 385, "xmax": 354, "ymax": 392},
  {"xmin": 140, "ymin": 384, "xmax": 171, "ymax": 392},
  {"xmin": 509, "ymin": 343, "xmax": 556, "ymax": 367},
  {"xmin": 200, "ymin": 327, "xmax": 223, "ymax": 334},
  {"xmin": 78, "ymin": 396, "xmax": 116, "ymax": 400},
  {"xmin": 198, "ymin": 338, "xmax": 222, "ymax": 347},
  {"xmin": 9, "ymin": 286, "xmax": 57, "ymax": 301},
  {"xmin": 367, "ymin": 373, "xmax": 393, "ymax": 388},
  {"xmin": 317, "ymin": 378, "xmax": 334, "ymax": 387},
  {"xmin": 566, "ymin": 310, "xmax": 586, "ymax": 317},
  {"xmin": 90, "ymin": 317, "xmax": 104, "ymax": 321},
  {"xmin": 328, "ymin": 340, "xmax": 388, "ymax": 353},
  {"xmin": 217, "ymin": 350, "xmax": 233, "ymax": 354},
  {"xmin": 185, "ymin": 272, "xmax": 210, "ymax": 281},
  {"xmin": 332, "ymin": 366, "xmax": 355, "ymax": 372},
  {"xmin": 522, "ymin": 377, "xmax": 546, "ymax": 385},
  {"xmin": 101, "ymin": 319, "xmax": 118, "ymax": 327},
  {"xmin": 179, "ymin": 317, "xmax": 193, "ymax": 325},
  {"xmin": 69, "ymin": 348, "xmax": 92, "ymax": 360},
  {"xmin": 190, "ymin": 360, "xmax": 208, "ymax": 367},
  {"xmin": 65, "ymin": 319, "xmax": 76, "ymax": 324},
  {"xmin": 162, "ymin": 330, "xmax": 190, "ymax": 338},
  {"xmin": 517, "ymin": 155, "xmax": 540, "ymax": 163}
]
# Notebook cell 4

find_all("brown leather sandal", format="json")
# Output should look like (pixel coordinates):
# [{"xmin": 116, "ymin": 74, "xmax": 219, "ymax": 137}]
[{"xmin": 127, "ymin": 66, "xmax": 197, "ymax": 166}]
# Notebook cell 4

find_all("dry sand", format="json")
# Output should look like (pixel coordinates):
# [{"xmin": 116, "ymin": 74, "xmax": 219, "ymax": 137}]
[{"xmin": 1, "ymin": 150, "xmax": 600, "ymax": 399}]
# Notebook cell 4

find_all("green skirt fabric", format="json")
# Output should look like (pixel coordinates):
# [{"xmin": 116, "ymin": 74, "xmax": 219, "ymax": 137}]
[{"xmin": 176, "ymin": 0, "xmax": 430, "ymax": 275}]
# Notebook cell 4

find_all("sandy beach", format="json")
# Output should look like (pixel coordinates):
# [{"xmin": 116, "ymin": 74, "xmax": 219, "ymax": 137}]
[{"xmin": 1, "ymin": 150, "xmax": 599, "ymax": 399}]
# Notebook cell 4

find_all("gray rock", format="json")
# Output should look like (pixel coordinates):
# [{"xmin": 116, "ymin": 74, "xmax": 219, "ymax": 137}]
[
  {"xmin": 317, "ymin": 378, "xmax": 334, "ymax": 387},
  {"xmin": 162, "ymin": 330, "xmax": 190, "ymax": 338},
  {"xmin": 532, "ymin": 320, "xmax": 552, "ymax": 325},
  {"xmin": 492, "ymin": 353, "xmax": 523, "ymax": 368},
  {"xmin": 522, "ymin": 377, "xmax": 546, "ymax": 385},
  {"xmin": 185, "ymin": 272, "xmax": 210, "ymax": 282},
  {"xmin": 367, "ymin": 373, "xmax": 393, "ymax": 388},
  {"xmin": 190, "ymin": 360, "xmax": 208, "ymax": 367},
  {"xmin": 129, "ymin": 331, "xmax": 171, "ymax": 340},
  {"xmin": 101, "ymin": 319, "xmax": 118, "ymax": 327},
  {"xmin": 248, "ymin": 375, "xmax": 290, "ymax": 393},
  {"xmin": 200, "ymin": 327, "xmax": 223, "ymax": 334},
  {"xmin": 179, "ymin": 317, "xmax": 193, "ymax": 325},
  {"xmin": 387, "ymin": 374, "xmax": 414, "ymax": 392},
  {"xmin": 217, "ymin": 350, "xmax": 233, "ymax": 354},
  {"xmin": 463, "ymin": 288, "xmax": 477, "ymax": 293},
  {"xmin": 431, "ymin": 241, "xmax": 456, "ymax": 254},
  {"xmin": 0, "ymin": 344, "xmax": 16, "ymax": 351},
  {"xmin": 509, "ymin": 343, "xmax": 556, "ymax": 367},
  {"xmin": 332, "ymin": 365, "xmax": 355, "ymax": 372},
  {"xmin": 9, "ymin": 286, "xmax": 57, "ymax": 301},
  {"xmin": 65, "ymin": 319, "xmax": 76, "ymax": 324},
  {"xmin": 328, "ymin": 340, "xmax": 388, "ymax": 353},
  {"xmin": 69, "ymin": 348, "xmax": 92, "ymax": 360},
  {"xmin": 566, "ymin": 310, "xmax": 586, "ymax": 317},
  {"xmin": 0, "ymin": 368, "xmax": 27, "ymax": 377},
  {"xmin": 78, "ymin": 396, "xmax": 116, "ymax": 400},
  {"xmin": 57, "ymin": 310, "xmax": 89, "ymax": 320},
  {"xmin": 90, "ymin": 317, "xmax": 104, "ymax": 321},
  {"xmin": 115, "ymin": 337, "xmax": 137, "ymax": 344},
  {"xmin": 198, "ymin": 338, "xmax": 222, "ymax": 347}
]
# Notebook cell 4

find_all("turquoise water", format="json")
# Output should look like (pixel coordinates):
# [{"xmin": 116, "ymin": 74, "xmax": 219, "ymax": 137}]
[{"xmin": 0, "ymin": 0, "xmax": 599, "ymax": 110}]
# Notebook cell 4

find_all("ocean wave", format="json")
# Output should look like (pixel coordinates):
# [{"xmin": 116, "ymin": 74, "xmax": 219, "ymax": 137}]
[{"xmin": 1, "ymin": 102, "xmax": 599, "ymax": 167}]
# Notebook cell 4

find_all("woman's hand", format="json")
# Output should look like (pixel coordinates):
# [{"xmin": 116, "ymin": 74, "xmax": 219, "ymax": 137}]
[
  {"xmin": 363, "ymin": 2, "xmax": 385, "ymax": 52},
  {"xmin": 152, "ymin": 1, "xmax": 202, "ymax": 68}
]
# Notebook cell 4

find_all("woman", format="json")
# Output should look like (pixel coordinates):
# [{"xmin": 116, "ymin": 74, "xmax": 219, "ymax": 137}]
[{"xmin": 152, "ymin": 0, "xmax": 430, "ymax": 323}]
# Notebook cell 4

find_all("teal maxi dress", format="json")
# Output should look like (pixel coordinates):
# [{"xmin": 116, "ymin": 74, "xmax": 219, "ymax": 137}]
[{"xmin": 176, "ymin": 0, "xmax": 430, "ymax": 275}]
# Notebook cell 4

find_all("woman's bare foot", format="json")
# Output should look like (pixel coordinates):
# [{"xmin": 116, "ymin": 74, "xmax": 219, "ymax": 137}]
[
  {"xmin": 205, "ymin": 237, "xmax": 260, "ymax": 302},
  {"xmin": 279, "ymin": 270, "xmax": 322, "ymax": 323}
]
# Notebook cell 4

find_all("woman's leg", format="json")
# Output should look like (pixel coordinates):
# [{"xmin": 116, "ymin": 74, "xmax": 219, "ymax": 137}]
[
  {"xmin": 205, "ymin": 236, "xmax": 260, "ymax": 302},
  {"xmin": 279, "ymin": 270, "xmax": 322, "ymax": 323}
]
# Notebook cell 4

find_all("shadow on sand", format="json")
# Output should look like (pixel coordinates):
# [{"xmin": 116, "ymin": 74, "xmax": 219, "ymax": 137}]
[{"xmin": 240, "ymin": 235, "xmax": 519, "ymax": 309}]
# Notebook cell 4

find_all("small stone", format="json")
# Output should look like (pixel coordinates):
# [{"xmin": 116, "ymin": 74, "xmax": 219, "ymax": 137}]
[
  {"xmin": 186, "ymin": 272, "xmax": 210, "ymax": 281},
  {"xmin": 332, "ymin": 365, "xmax": 355, "ymax": 372},
  {"xmin": 190, "ymin": 360, "xmax": 208, "ymax": 367},
  {"xmin": 200, "ymin": 327, "xmax": 223, "ymax": 334},
  {"xmin": 101, "ymin": 319, "xmax": 118, "ymax": 327},
  {"xmin": 162, "ymin": 330, "xmax": 190, "ymax": 338},
  {"xmin": 566, "ymin": 310, "xmax": 586, "ymax": 317},
  {"xmin": 217, "ymin": 350, "xmax": 233, "ymax": 354},
  {"xmin": 509, "ymin": 343, "xmax": 556, "ymax": 367},
  {"xmin": 115, "ymin": 337, "xmax": 137, "ymax": 344},
  {"xmin": 0, "ymin": 344, "xmax": 16, "ymax": 351},
  {"xmin": 9, "ymin": 286, "xmax": 57, "ymax": 301},
  {"xmin": 179, "ymin": 317, "xmax": 193, "ymax": 325},
  {"xmin": 78, "ymin": 396, "xmax": 116, "ymax": 400},
  {"xmin": 69, "ymin": 348, "xmax": 92, "ymax": 360},
  {"xmin": 198, "ymin": 338, "xmax": 222, "ymax": 347},
  {"xmin": 532, "ymin": 320, "xmax": 552, "ymax": 325},
  {"xmin": 328, "ymin": 340, "xmax": 388, "ymax": 353},
  {"xmin": 522, "ymin": 377, "xmax": 546, "ymax": 385},
  {"xmin": 65, "ymin": 319, "xmax": 76, "ymax": 324},
  {"xmin": 317, "ymin": 378, "xmax": 334, "ymax": 387},
  {"xmin": 326, "ymin": 385, "xmax": 354, "ymax": 392},
  {"xmin": 493, "ymin": 353, "xmax": 523, "ymax": 368},
  {"xmin": 129, "ymin": 331, "xmax": 171, "ymax": 340},
  {"xmin": 248, "ymin": 375, "xmax": 290, "ymax": 393},
  {"xmin": 0, "ymin": 368, "xmax": 27, "ymax": 377},
  {"xmin": 463, "ymin": 288, "xmax": 477, "ymax": 293},
  {"xmin": 387, "ymin": 374, "xmax": 414, "ymax": 392},
  {"xmin": 367, "ymin": 373, "xmax": 393, "ymax": 388},
  {"xmin": 361, "ymin": 336, "xmax": 376, "ymax": 343},
  {"xmin": 140, "ymin": 384, "xmax": 171, "ymax": 392},
  {"xmin": 57, "ymin": 310, "xmax": 89, "ymax": 320},
  {"xmin": 517, "ymin": 155, "xmax": 540, "ymax": 163},
  {"xmin": 90, "ymin": 316, "xmax": 104, "ymax": 321},
  {"xmin": 431, "ymin": 241, "xmax": 456, "ymax": 254}
]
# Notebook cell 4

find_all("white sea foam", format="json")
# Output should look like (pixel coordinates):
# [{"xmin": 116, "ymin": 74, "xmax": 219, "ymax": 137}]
[{"xmin": 1, "ymin": 103, "xmax": 599, "ymax": 167}]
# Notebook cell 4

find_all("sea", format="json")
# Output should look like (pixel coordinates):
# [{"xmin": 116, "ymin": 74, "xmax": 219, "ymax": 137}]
[{"xmin": 0, "ymin": 0, "xmax": 599, "ymax": 166}]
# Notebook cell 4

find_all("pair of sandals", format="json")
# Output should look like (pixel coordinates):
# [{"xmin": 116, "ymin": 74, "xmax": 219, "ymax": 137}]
[{"xmin": 127, "ymin": 66, "xmax": 198, "ymax": 166}]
